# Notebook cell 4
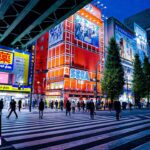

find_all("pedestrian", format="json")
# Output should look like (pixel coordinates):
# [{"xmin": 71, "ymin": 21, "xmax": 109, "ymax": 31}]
[
  {"xmin": 51, "ymin": 101, "xmax": 54, "ymax": 110},
  {"xmin": 39, "ymin": 99, "xmax": 44, "ymax": 119},
  {"xmin": 129, "ymin": 102, "xmax": 133, "ymax": 111},
  {"xmin": 7, "ymin": 99, "xmax": 18, "ymax": 119},
  {"xmin": 77, "ymin": 101, "xmax": 80, "ymax": 112},
  {"xmin": 82, "ymin": 101, "xmax": 85, "ymax": 112},
  {"xmin": 108, "ymin": 102, "xmax": 112, "ymax": 112},
  {"xmin": 55, "ymin": 100, "xmax": 58, "ymax": 110},
  {"xmin": 0, "ymin": 98, "xmax": 4, "ymax": 113},
  {"xmin": 18, "ymin": 99, "xmax": 22, "ymax": 112},
  {"xmin": 89, "ymin": 99, "xmax": 95, "ymax": 119},
  {"xmin": 114, "ymin": 100, "xmax": 121, "ymax": 121},
  {"xmin": 72, "ymin": 101, "xmax": 75, "ymax": 114},
  {"xmin": 60, "ymin": 100, "xmax": 63, "ymax": 111},
  {"xmin": 66, "ymin": 100, "xmax": 71, "ymax": 116}
]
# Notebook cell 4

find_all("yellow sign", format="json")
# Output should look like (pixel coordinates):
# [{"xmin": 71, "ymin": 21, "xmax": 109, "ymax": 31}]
[
  {"xmin": 0, "ymin": 85, "xmax": 31, "ymax": 92},
  {"xmin": 14, "ymin": 52, "xmax": 30, "ymax": 85}
]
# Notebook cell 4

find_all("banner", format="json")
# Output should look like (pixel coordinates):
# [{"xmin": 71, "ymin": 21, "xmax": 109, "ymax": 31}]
[
  {"xmin": 48, "ymin": 22, "xmax": 64, "ymax": 48},
  {"xmin": 115, "ymin": 25, "xmax": 137, "ymax": 62},
  {"xmin": 0, "ymin": 50, "xmax": 13, "ymax": 71},
  {"xmin": 134, "ymin": 23, "xmax": 148, "ymax": 62},
  {"xmin": 0, "ymin": 85, "xmax": 31, "ymax": 92},
  {"xmin": 74, "ymin": 14, "xmax": 99, "ymax": 47},
  {"xmin": 13, "ymin": 52, "xmax": 30, "ymax": 85}
]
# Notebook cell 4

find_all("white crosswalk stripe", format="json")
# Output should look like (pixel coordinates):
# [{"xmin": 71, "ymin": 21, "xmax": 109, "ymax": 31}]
[{"xmin": 1, "ymin": 110, "xmax": 150, "ymax": 150}]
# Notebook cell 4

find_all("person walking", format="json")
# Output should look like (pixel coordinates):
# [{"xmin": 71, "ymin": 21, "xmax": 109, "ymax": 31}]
[
  {"xmin": 82, "ymin": 101, "xmax": 85, "ymax": 112},
  {"xmin": 77, "ymin": 101, "xmax": 80, "ymax": 112},
  {"xmin": 39, "ymin": 99, "xmax": 44, "ymax": 119},
  {"xmin": 7, "ymin": 99, "xmax": 18, "ymax": 119},
  {"xmin": 89, "ymin": 99, "xmax": 95, "ymax": 119},
  {"xmin": 18, "ymin": 99, "xmax": 22, "ymax": 112},
  {"xmin": 60, "ymin": 100, "xmax": 64, "ymax": 111},
  {"xmin": 72, "ymin": 101, "xmax": 75, "ymax": 114},
  {"xmin": 66, "ymin": 100, "xmax": 71, "ymax": 116},
  {"xmin": 114, "ymin": 100, "xmax": 121, "ymax": 121},
  {"xmin": 0, "ymin": 99, "xmax": 4, "ymax": 113},
  {"xmin": 55, "ymin": 100, "xmax": 58, "ymax": 111},
  {"xmin": 108, "ymin": 102, "xmax": 113, "ymax": 112},
  {"xmin": 51, "ymin": 101, "xmax": 54, "ymax": 110},
  {"xmin": 129, "ymin": 102, "xmax": 133, "ymax": 111}
]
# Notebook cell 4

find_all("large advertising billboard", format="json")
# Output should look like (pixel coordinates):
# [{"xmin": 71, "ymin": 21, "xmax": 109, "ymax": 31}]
[
  {"xmin": 134, "ymin": 23, "xmax": 147, "ymax": 62},
  {"xmin": 0, "ymin": 46, "xmax": 30, "ymax": 87},
  {"xmin": 48, "ymin": 22, "xmax": 63, "ymax": 49},
  {"xmin": 115, "ymin": 25, "xmax": 137, "ymax": 62},
  {"xmin": 13, "ymin": 52, "xmax": 30, "ymax": 85},
  {"xmin": 74, "ymin": 14, "xmax": 99, "ymax": 47},
  {"xmin": 0, "ymin": 50, "xmax": 14, "ymax": 71}
]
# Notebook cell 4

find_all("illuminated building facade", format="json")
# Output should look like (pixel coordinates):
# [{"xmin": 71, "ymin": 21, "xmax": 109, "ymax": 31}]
[
  {"xmin": 35, "ymin": 4, "xmax": 104, "ymax": 102},
  {"xmin": 105, "ymin": 17, "xmax": 149, "ymax": 104},
  {"xmin": 0, "ymin": 45, "xmax": 31, "ymax": 107}
]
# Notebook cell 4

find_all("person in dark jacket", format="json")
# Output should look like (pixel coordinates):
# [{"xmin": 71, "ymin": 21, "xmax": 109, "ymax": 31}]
[
  {"xmin": 0, "ymin": 99, "xmax": 4, "ymax": 113},
  {"xmin": 7, "ymin": 99, "xmax": 18, "ymax": 119},
  {"xmin": 89, "ymin": 99, "xmax": 95, "ymax": 119},
  {"xmin": 60, "ymin": 100, "xmax": 63, "ymax": 111},
  {"xmin": 114, "ymin": 101, "xmax": 121, "ymax": 121},
  {"xmin": 82, "ymin": 101, "xmax": 85, "ymax": 112},
  {"xmin": 39, "ymin": 99, "xmax": 44, "ymax": 119},
  {"xmin": 55, "ymin": 100, "xmax": 58, "ymax": 110},
  {"xmin": 18, "ymin": 99, "xmax": 22, "ymax": 112},
  {"xmin": 66, "ymin": 100, "xmax": 71, "ymax": 116},
  {"xmin": 77, "ymin": 101, "xmax": 80, "ymax": 111}
]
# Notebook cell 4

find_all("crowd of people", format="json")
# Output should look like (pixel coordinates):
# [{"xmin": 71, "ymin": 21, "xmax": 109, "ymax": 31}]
[{"xmin": 0, "ymin": 98, "xmax": 149, "ymax": 121}]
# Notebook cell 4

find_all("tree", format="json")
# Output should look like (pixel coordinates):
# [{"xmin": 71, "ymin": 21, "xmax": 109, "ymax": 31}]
[
  {"xmin": 143, "ymin": 55, "xmax": 150, "ymax": 107},
  {"xmin": 132, "ymin": 54, "xmax": 145, "ymax": 105},
  {"xmin": 101, "ymin": 38, "xmax": 124, "ymax": 102}
]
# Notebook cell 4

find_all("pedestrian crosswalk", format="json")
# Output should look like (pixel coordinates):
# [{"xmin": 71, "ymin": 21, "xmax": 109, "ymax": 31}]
[{"xmin": 1, "ymin": 111, "xmax": 150, "ymax": 150}]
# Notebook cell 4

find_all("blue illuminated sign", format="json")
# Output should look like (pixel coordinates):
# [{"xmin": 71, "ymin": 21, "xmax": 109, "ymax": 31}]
[{"xmin": 70, "ymin": 68, "xmax": 90, "ymax": 81}]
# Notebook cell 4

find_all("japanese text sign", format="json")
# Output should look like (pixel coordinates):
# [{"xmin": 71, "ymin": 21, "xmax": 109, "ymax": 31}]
[{"xmin": 0, "ymin": 50, "xmax": 13, "ymax": 71}]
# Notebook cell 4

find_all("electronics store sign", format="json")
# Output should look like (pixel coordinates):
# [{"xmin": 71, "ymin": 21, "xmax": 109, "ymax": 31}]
[{"xmin": 70, "ymin": 68, "xmax": 90, "ymax": 81}]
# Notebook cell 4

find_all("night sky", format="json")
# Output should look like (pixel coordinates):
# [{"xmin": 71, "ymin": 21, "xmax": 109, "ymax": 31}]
[{"xmin": 93, "ymin": 0, "xmax": 150, "ymax": 22}]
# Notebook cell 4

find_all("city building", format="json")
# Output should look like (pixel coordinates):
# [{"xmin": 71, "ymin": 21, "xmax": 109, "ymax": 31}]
[
  {"xmin": 124, "ymin": 8, "xmax": 150, "ymax": 58},
  {"xmin": 105, "ymin": 17, "xmax": 137, "ymax": 104},
  {"xmin": 0, "ymin": 45, "xmax": 31, "ymax": 108},
  {"xmin": 34, "ymin": 4, "xmax": 104, "ymax": 104}
]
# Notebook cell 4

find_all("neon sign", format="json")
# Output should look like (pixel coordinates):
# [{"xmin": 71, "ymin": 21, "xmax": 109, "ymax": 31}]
[
  {"xmin": 70, "ymin": 68, "xmax": 90, "ymax": 81},
  {"xmin": 0, "ymin": 50, "xmax": 13, "ymax": 71}
]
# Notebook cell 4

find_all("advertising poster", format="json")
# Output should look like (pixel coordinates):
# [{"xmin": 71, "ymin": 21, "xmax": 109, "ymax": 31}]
[
  {"xmin": 115, "ymin": 25, "xmax": 137, "ymax": 62},
  {"xmin": 13, "ymin": 52, "xmax": 30, "ymax": 85},
  {"xmin": 48, "ymin": 22, "xmax": 64, "ymax": 48},
  {"xmin": 74, "ymin": 14, "xmax": 99, "ymax": 47},
  {"xmin": 0, "ymin": 50, "xmax": 13, "ymax": 71},
  {"xmin": 134, "ymin": 23, "xmax": 147, "ymax": 62}
]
